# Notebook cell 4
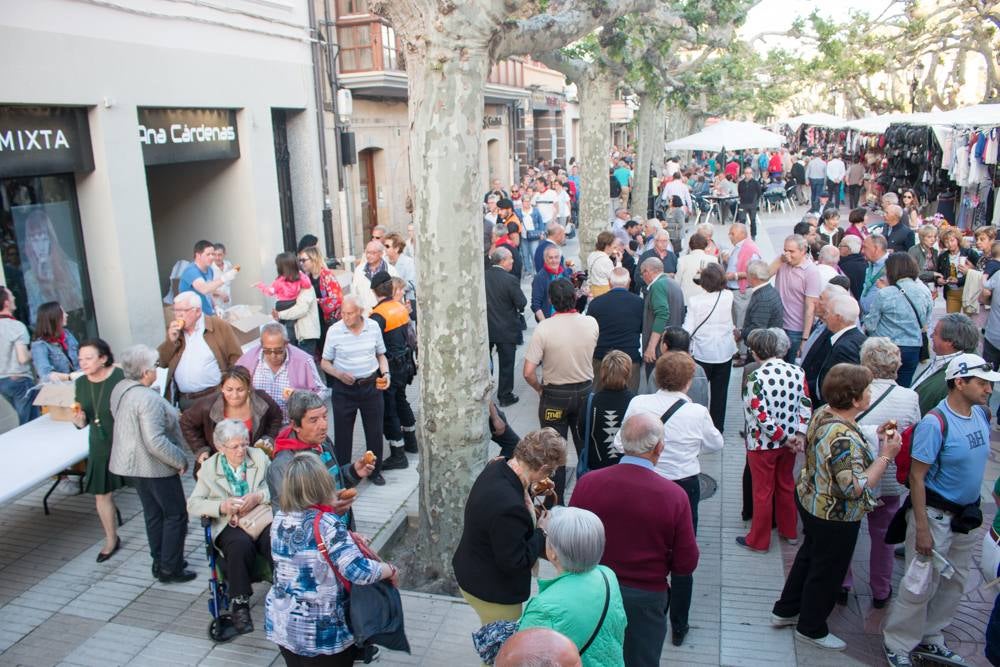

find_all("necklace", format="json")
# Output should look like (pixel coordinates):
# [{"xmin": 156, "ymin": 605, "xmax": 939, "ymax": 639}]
[{"xmin": 88, "ymin": 369, "xmax": 112, "ymax": 427}]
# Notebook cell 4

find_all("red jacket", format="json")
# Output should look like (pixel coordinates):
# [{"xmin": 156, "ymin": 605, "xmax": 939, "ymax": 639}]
[{"xmin": 768, "ymin": 153, "xmax": 783, "ymax": 173}]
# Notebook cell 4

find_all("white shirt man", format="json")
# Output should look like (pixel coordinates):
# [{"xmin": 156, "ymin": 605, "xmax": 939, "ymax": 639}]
[
  {"xmin": 826, "ymin": 156, "xmax": 846, "ymax": 184},
  {"xmin": 661, "ymin": 174, "xmax": 693, "ymax": 213},
  {"xmin": 533, "ymin": 181, "xmax": 558, "ymax": 225},
  {"xmin": 174, "ymin": 315, "xmax": 222, "ymax": 394}
]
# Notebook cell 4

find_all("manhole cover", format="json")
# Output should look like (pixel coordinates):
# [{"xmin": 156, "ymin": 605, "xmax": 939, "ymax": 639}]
[{"xmin": 699, "ymin": 473, "xmax": 717, "ymax": 501}]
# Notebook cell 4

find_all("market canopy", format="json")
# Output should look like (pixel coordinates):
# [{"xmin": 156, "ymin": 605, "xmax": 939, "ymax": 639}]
[
  {"xmin": 665, "ymin": 120, "xmax": 786, "ymax": 152},
  {"xmin": 778, "ymin": 113, "xmax": 848, "ymax": 131}
]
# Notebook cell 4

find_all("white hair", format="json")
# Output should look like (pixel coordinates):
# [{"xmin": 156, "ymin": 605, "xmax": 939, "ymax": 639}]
[
  {"xmin": 119, "ymin": 344, "xmax": 159, "ymax": 381},
  {"xmin": 609, "ymin": 267, "xmax": 631, "ymax": 288},
  {"xmin": 546, "ymin": 507, "xmax": 606, "ymax": 573},
  {"xmin": 822, "ymin": 283, "xmax": 849, "ymax": 298},
  {"xmin": 840, "ymin": 235, "xmax": 861, "ymax": 253},
  {"xmin": 696, "ymin": 222, "xmax": 714, "ymax": 238},
  {"xmin": 213, "ymin": 418, "xmax": 250, "ymax": 448},
  {"xmin": 827, "ymin": 294, "xmax": 860, "ymax": 323},
  {"xmin": 619, "ymin": 413, "xmax": 661, "ymax": 456},
  {"xmin": 818, "ymin": 245, "xmax": 840, "ymax": 265},
  {"xmin": 747, "ymin": 260, "xmax": 770, "ymax": 281},
  {"xmin": 173, "ymin": 291, "xmax": 202, "ymax": 310}
]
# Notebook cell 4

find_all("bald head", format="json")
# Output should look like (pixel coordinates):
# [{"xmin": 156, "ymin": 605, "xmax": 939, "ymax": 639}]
[
  {"xmin": 619, "ymin": 413, "xmax": 662, "ymax": 458},
  {"xmin": 495, "ymin": 628, "xmax": 581, "ymax": 667}
]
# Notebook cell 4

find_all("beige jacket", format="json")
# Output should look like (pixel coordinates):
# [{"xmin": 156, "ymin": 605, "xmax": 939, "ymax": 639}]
[{"xmin": 186, "ymin": 446, "xmax": 271, "ymax": 541}]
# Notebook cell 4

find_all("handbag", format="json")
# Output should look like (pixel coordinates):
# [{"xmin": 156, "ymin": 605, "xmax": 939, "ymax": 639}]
[
  {"xmin": 236, "ymin": 504, "xmax": 273, "ymax": 540},
  {"xmin": 472, "ymin": 620, "xmax": 519, "ymax": 665},
  {"xmin": 896, "ymin": 286, "xmax": 930, "ymax": 362},
  {"xmin": 313, "ymin": 511, "xmax": 411, "ymax": 653}
]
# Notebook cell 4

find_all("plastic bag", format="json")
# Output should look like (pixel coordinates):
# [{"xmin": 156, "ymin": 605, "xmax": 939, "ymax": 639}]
[{"xmin": 903, "ymin": 556, "xmax": 933, "ymax": 596}]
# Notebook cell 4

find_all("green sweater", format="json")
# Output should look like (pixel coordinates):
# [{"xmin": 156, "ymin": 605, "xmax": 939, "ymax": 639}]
[
  {"xmin": 518, "ymin": 566, "xmax": 626, "ymax": 667},
  {"xmin": 915, "ymin": 367, "xmax": 947, "ymax": 416},
  {"xmin": 648, "ymin": 277, "xmax": 671, "ymax": 334}
]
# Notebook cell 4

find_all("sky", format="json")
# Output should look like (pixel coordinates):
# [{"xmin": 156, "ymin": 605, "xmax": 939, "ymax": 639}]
[{"xmin": 740, "ymin": 0, "xmax": 889, "ymax": 50}]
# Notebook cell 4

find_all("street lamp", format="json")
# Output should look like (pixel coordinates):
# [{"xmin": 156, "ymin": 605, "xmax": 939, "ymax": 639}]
[{"xmin": 910, "ymin": 61, "xmax": 925, "ymax": 112}]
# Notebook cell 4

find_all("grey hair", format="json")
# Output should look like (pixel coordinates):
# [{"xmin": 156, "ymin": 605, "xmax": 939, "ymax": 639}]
[
  {"xmin": 543, "ymin": 244, "xmax": 562, "ymax": 258},
  {"xmin": 546, "ymin": 506, "xmax": 606, "ymax": 573},
  {"xmin": 493, "ymin": 223, "xmax": 508, "ymax": 237},
  {"xmin": 609, "ymin": 267, "xmax": 631, "ymax": 288},
  {"xmin": 841, "ymin": 235, "xmax": 862, "ymax": 253},
  {"xmin": 696, "ymin": 222, "xmax": 714, "ymax": 237},
  {"xmin": 882, "ymin": 191, "xmax": 899, "ymax": 205},
  {"xmin": 885, "ymin": 204, "xmax": 903, "ymax": 221},
  {"xmin": 640, "ymin": 257, "xmax": 664, "ymax": 275},
  {"xmin": 827, "ymin": 294, "xmax": 860, "ymax": 322},
  {"xmin": 865, "ymin": 234, "xmax": 888, "ymax": 251},
  {"xmin": 936, "ymin": 313, "xmax": 980, "ymax": 353},
  {"xmin": 260, "ymin": 322, "xmax": 288, "ymax": 340},
  {"xmin": 119, "ymin": 344, "xmax": 159, "ymax": 381},
  {"xmin": 619, "ymin": 413, "xmax": 662, "ymax": 456},
  {"xmin": 288, "ymin": 391, "xmax": 327, "ymax": 426},
  {"xmin": 372, "ymin": 224, "xmax": 387, "ymax": 235},
  {"xmin": 173, "ymin": 291, "xmax": 202, "ymax": 310},
  {"xmin": 490, "ymin": 247, "xmax": 512, "ymax": 265},
  {"xmin": 730, "ymin": 222, "xmax": 748, "ymax": 237},
  {"xmin": 821, "ymin": 283, "xmax": 848, "ymax": 298},
  {"xmin": 784, "ymin": 234, "xmax": 807, "ymax": 251},
  {"xmin": 747, "ymin": 327, "xmax": 790, "ymax": 361},
  {"xmin": 860, "ymin": 337, "xmax": 901, "ymax": 380},
  {"xmin": 818, "ymin": 244, "xmax": 840, "ymax": 265},
  {"xmin": 213, "ymin": 418, "xmax": 250, "ymax": 448},
  {"xmin": 746, "ymin": 260, "xmax": 770, "ymax": 281},
  {"xmin": 802, "ymin": 212, "xmax": 819, "ymax": 222},
  {"xmin": 918, "ymin": 224, "xmax": 938, "ymax": 240},
  {"xmin": 654, "ymin": 229, "xmax": 670, "ymax": 241},
  {"xmin": 487, "ymin": 194, "xmax": 500, "ymax": 203},
  {"xmin": 545, "ymin": 222, "xmax": 565, "ymax": 236},
  {"xmin": 614, "ymin": 207, "xmax": 628, "ymax": 217}
]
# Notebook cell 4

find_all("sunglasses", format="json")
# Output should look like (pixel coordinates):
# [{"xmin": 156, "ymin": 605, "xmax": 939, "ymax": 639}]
[{"xmin": 953, "ymin": 361, "xmax": 993, "ymax": 376}]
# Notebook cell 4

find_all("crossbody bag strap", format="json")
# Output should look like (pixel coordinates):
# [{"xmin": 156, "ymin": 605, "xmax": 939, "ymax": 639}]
[
  {"xmin": 855, "ymin": 385, "xmax": 896, "ymax": 422},
  {"xmin": 312, "ymin": 511, "xmax": 351, "ymax": 591},
  {"xmin": 690, "ymin": 292, "xmax": 722, "ymax": 339},
  {"xmin": 660, "ymin": 398, "xmax": 687, "ymax": 424},
  {"xmin": 579, "ymin": 569, "xmax": 611, "ymax": 656},
  {"xmin": 896, "ymin": 286, "xmax": 925, "ymax": 330}
]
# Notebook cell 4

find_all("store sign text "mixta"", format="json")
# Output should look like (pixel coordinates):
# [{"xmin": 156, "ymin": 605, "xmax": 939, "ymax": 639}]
[{"xmin": 0, "ymin": 129, "xmax": 71, "ymax": 152}]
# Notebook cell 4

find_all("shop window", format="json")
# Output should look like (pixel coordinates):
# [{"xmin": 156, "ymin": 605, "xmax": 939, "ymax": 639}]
[
  {"xmin": 0, "ymin": 175, "xmax": 97, "ymax": 340},
  {"xmin": 338, "ymin": 23, "xmax": 374, "ymax": 72}
]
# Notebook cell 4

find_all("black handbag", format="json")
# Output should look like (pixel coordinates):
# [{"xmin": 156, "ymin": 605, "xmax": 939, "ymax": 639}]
[{"xmin": 313, "ymin": 512, "xmax": 411, "ymax": 653}]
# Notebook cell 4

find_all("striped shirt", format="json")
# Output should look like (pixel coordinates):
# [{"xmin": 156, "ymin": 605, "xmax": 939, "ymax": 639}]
[{"xmin": 322, "ymin": 319, "xmax": 385, "ymax": 377}]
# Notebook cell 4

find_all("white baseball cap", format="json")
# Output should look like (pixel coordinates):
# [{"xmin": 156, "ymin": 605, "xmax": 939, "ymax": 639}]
[{"xmin": 945, "ymin": 354, "xmax": 1000, "ymax": 381}]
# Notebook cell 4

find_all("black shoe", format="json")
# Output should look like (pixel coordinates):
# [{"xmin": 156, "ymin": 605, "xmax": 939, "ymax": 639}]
[
  {"xmin": 498, "ymin": 395, "xmax": 519, "ymax": 407},
  {"xmin": 96, "ymin": 536, "xmax": 121, "ymax": 563},
  {"xmin": 402, "ymin": 430, "xmax": 418, "ymax": 454},
  {"xmin": 369, "ymin": 472, "xmax": 386, "ymax": 486},
  {"xmin": 381, "ymin": 447, "xmax": 409, "ymax": 471},
  {"xmin": 873, "ymin": 586, "xmax": 892, "ymax": 609},
  {"xmin": 152, "ymin": 559, "xmax": 188, "ymax": 578},
  {"xmin": 355, "ymin": 644, "xmax": 381, "ymax": 663},
  {"xmin": 836, "ymin": 587, "xmax": 849, "ymax": 606},
  {"xmin": 158, "ymin": 569, "xmax": 198, "ymax": 584},
  {"xmin": 672, "ymin": 625, "xmax": 689, "ymax": 646},
  {"xmin": 231, "ymin": 604, "xmax": 254, "ymax": 635}
]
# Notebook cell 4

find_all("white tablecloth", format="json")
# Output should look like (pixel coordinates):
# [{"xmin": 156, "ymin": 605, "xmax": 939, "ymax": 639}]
[{"xmin": 0, "ymin": 414, "xmax": 89, "ymax": 505}]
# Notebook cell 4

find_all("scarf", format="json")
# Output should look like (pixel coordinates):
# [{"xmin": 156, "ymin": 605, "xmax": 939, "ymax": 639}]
[
  {"xmin": 220, "ymin": 455, "xmax": 249, "ymax": 497},
  {"xmin": 45, "ymin": 330, "xmax": 68, "ymax": 352},
  {"xmin": 544, "ymin": 262, "xmax": 565, "ymax": 276},
  {"xmin": 273, "ymin": 425, "xmax": 323, "ymax": 454},
  {"xmin": 363, "ymin": 259, "xmax": 387, "ymax": 281}
]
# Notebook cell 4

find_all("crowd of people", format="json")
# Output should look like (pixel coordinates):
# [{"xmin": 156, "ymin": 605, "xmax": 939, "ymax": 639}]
[{"xmin": 467, "ymin": 147, "xmax": 1000, "ymax": 667}]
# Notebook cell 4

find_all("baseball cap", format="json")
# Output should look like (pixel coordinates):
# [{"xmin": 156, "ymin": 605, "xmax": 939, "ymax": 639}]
[{"xmin": 945, "ymin": 354, "xmax": 1000, "ymax": 381}]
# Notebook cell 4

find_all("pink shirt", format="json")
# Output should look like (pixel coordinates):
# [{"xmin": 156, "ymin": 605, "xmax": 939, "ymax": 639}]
[{"xmin": 776, "ymin": 260, "xmax": 822, "ymax": 332}]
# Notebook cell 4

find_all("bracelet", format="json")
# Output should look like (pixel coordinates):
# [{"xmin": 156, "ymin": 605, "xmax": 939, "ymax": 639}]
[{"xmin": 878, "ymin": 455, "xmax": 893, "ymax": 465}]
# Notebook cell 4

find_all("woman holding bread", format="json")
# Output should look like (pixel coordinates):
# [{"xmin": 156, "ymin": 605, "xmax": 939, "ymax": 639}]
[{"xmin": 187, "ymin": 419, "xmax": 272, "ymax": 635}]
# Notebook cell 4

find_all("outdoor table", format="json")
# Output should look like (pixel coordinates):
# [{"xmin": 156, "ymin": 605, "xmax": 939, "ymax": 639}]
[
  {"xmin": 0, "ymin": 414, "xmax": 89, "ymax": 513},
  {"xmin": 704, "ymin": 195, "xmax": 739, "ymax": 224}
]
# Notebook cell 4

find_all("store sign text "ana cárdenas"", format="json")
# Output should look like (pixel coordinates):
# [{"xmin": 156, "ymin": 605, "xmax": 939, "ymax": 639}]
[
  {"xmin": 0, "ymin": 129, "xmax": 71, "ymax": 152},
  {"xmin": 138, "ymin": 123, "xmax": 236, "ymax": 145}
]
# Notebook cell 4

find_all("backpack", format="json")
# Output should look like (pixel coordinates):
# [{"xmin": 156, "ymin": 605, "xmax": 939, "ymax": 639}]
[
  {"xmin": 895, "ymin": 408, "xmax": 946, "ymax": 486},
  {"xmin": 609, "ymin": 174, "xmax": 622, "ymax": 198}
]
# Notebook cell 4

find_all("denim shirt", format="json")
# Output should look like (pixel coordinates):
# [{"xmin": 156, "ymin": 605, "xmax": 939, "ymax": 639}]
[
  {"xmin": 30, "ymin": 331, "xmax": 80, "ymax": 380},
  {"xmin": 265, "ymin": 509, "xmax": 383, "ymax": 657},
  {"xmin": 862, "ymin": 278, "xmax": 933, "ymax": 347}
]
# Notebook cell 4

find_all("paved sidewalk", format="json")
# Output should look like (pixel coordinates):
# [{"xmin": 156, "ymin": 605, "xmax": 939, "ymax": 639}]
[{"xmin": 0, "ymin": 206, "xmax": 997, "ymax": 666}]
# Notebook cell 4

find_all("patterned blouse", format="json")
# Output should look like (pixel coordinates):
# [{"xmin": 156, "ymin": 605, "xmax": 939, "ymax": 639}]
[
  {"xmin": 265, "ymin": 509, "xmax": 382, "ymax": 657},
  {"xmin": 796, "ymin": 405, "xmax": 878, "ymax": 522},
  {"xmin": 742, "ymin": 359, "xmax": 812, "ymax": 452}
]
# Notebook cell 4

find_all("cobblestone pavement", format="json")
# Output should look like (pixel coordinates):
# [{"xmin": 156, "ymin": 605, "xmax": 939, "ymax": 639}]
[{"xmin": 0, "ymin": 206, "xmax": 997, "ymax": 666}]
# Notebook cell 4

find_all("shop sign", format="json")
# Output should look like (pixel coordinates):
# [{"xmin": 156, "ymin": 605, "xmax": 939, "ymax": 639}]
[
  {"xmin": 530, "ymin": 91, "xmax": 564, "ymax": 111},
  {"xmin": 138, "ymin": 108, "xmax": 239, "ymax": 165},
  {"xmin": 0, "ymin": 106, "xmax": 94, "ymax": 177},
  {"xmin": 483, "ymin": 114, "xmax": 505, "ymax": 129}
]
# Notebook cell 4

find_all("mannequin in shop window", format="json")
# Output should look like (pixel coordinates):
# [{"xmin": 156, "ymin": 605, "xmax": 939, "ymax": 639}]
[{"xmin": 20, "ymin": 209, "xmax": 82, "ymax": 325}]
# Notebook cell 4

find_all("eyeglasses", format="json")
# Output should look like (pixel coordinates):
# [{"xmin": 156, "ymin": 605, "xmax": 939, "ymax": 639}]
[
  {"xmin": 221, "ymin": 442, "xmax": 249, "ymax": 450},
  {"xmin": 262, "ymin": 347, "xmax": 286, "ymax": 356}
]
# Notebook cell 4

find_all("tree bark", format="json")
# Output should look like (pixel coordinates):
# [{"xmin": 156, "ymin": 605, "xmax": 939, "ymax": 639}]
[
  {"xmin": 403, "ymin": 41, "xmax": 494, "ymax": 587},
  {"xmin": 631, "ymin": 92, "xmax": 658, "ymax": 219},
  {"xmin": 575, "ymin": 69, "xmax": 616, "ymax": 265},
  {"xmin": 651, "ymin": 98, "xmax": 667, "ymax": 176}
]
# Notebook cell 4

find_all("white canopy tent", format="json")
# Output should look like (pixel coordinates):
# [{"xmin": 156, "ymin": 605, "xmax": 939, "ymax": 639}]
[
  {"xmin": 777, "ymin": 113, "xmax": 848, "ymax": 131},
  {"xmin": 664, "ymin": 120, "xmax": 786, "ymax": 152}
]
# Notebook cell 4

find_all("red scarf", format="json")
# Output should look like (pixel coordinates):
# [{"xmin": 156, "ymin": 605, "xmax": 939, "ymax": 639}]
[
  {"xmin": 544, "ymin": 263, "xmax": 565, "ymax": 276},
  {"xmin": 273, "ymin": 425, "xmax": 323, "ymax": 454},
  {"xmin": 45, "ymin": 330, "xmax": 68, "ymax": 352}
]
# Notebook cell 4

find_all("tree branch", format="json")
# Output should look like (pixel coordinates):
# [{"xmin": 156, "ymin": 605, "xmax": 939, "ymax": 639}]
[{"xmin": 490, "ymin": 0, "xmax": 657, "ymax": 60}]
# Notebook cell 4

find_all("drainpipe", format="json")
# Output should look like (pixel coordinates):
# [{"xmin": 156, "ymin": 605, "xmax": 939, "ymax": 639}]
[
  {"xmin": 307, "ymin": 0, "xmax": 332, "ymax": 253},
  {"xmin": 322, "ymin": 0, "xmax": 355, "ymax": 260}
]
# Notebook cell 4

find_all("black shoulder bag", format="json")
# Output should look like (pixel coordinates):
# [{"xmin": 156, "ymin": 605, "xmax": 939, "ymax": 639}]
[
  {"xmin": 896, "ymin": 286, "xmax": 930, "ymax": 362},
  {"xmin": 579, "ymin": 569, "xmax": 611, "ymax": 656}
]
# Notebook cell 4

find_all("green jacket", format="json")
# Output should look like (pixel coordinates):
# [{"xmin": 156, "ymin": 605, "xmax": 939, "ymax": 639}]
[
  {"xmin": 518, "ymin": 565, "xmax": 626, "ymax": 667},
  {"xmin": 915, "ymin": 366, "xmax": 947, "ymax": 416}
]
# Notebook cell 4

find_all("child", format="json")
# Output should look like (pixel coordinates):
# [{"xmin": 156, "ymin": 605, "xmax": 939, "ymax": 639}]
[
  {"xmin": 987, "ymin": 240, "xmax": 1000, "ymax": 279},
  {"xmin": 254, "ymin": 252, "xmax": 312, "ymax": 342}
]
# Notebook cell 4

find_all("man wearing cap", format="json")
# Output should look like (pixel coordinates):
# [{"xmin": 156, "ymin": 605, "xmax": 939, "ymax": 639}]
[{"xmin": 883, "ymin": 353, "xmax": 997, "ymax": 667}]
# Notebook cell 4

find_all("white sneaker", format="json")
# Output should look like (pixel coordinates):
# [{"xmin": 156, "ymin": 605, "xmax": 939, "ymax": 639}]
[
  {"xmin": 771, "ymin": 613, "xmax": 798, "ymax": 627},
  {"xmin": 795, "ymin": 631, "xmax": 846, "ymax": 651}
]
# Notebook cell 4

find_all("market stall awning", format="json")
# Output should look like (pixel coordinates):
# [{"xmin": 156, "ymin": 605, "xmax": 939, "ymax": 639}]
[
  {"xmin": 778, "ymin": 113, "xmax": 848, "ymax": 131},
  {"xmin": 665, "ymin": 120, "xmax": 786, "ymax": 152}
]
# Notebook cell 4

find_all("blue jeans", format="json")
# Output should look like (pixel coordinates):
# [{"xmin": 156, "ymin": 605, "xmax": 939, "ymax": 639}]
[
  {"xmin": 783, "ymin": 329, "xmax": 803, "ymax": 363},
  {"xmin": 0, "ymin": 376, "xmax": 36, "ymax": 425},
  {"xmin": 809, "ymin": 178, "xmax": 826, "ymax": 211},
  {"xmin": 897, "ymin": 345, "xmax": 921, "ymax": 388},
  {"xmin": 522, "ymin": 238, "xmax": 539, "ymax": 276}
]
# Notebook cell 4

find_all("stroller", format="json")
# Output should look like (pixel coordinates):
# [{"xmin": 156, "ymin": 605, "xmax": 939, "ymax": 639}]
[{"xmin": 202, "ymin": 516, "xmax": 272, "ymax": 642}]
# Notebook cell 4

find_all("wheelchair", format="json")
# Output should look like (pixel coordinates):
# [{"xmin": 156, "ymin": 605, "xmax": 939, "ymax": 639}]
[{"xmin": 202, "ymin": 516, "xmax": 273, "ymax": 642}]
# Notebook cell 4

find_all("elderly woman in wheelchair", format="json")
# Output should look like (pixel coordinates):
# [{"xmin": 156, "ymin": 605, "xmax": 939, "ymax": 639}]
[{"xmin": 188, "ymin": 418, "xmax": 273, "ymax": 636}]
